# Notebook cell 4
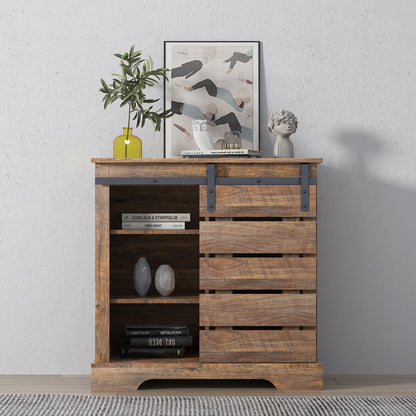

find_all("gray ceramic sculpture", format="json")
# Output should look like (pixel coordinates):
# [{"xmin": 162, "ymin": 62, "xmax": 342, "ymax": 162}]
[
  {"xmin": 133, "ymin": 257, "xmax": 151, "ymax": 296},
  {"xmin": 155, "ymin": 264, "xmax": 175, "ymax": 297},
  {"xmin": 268, "ymin": 109, "xmax": 298, "ymax": 158}
]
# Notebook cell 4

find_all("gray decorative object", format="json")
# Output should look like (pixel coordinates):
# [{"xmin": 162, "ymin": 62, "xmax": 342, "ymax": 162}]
[
  {"xmin": 1, "ymin": 394, "xmax": 416, "ymax": 416},
  {"xmin": 224, "ymin": 131, "xmax": 242, "ymax": 149},
  {"xmin": 268, "ymin": 109, "xmax": 298, "ymax": 158},
  {"xmin": 133, "ymin": 257, "xmax": 151, "ymax": 296},
  {"xmin": 155, "ymin": 264, "xmax": 175, "ymax": 296}
]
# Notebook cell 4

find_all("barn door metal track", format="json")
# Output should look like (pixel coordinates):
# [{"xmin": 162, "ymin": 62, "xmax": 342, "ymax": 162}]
[{"xmin": 95, "ymin": 163, "xmax": 316, "ymax": 212}]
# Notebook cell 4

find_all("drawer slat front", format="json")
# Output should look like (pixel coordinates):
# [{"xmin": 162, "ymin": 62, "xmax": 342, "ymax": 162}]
[
  {"xmin": 200, "ymin": 330, "xmax": 316, "ymax": 362},
  {"xmin": 199, "ymin": 221, "xmax": 316, "ymax": 254},
  {"xmin": 200, "ymin": 185, "xmax": 316, "ymax": 217},
  {"xmin": 200, "ymin": 257, "xmax": 316, "ymax": 290},
  {"xmin": 200, "ymin": 294, "xmax": 316, "ymax": 327}
]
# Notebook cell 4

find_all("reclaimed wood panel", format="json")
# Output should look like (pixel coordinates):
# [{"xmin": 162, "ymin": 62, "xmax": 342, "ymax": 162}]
[
  {"xmin": 95, "ymin": 185, "xmax": 110, "ymax": 363},
  {"xmin": 91, "ymin": 361, "xmax": 323, "ymax": 391},
  {"xmin": 95, "ymin": 162, "xmax": 318, "ymax": 178},
  {"xmin": 110, "ymin": 295, "xmax": 199, "ymax": 304},
  {"xmin": 200, "ymin": 185, "xmax": 316, "ymax": 217},
  {"xmin": 200, "ymin": 330, "xmax": 316, "ymax": 362},
  {"xmin": 200, "ymin": 221, "xmax": 316, "ymax": 254},
  {"xmin": 200, "ymin": 294, "xmax": 316, "ymax": 327},
  {"xmin": 200, "ymin": 257, "xmax": 316, "ymax": 290}
]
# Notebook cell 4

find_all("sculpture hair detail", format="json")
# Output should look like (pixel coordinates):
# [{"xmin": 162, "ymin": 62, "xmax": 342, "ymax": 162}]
[{"xmin": 268, "ymin": 109, "xmax": 298, "ymax": 133}]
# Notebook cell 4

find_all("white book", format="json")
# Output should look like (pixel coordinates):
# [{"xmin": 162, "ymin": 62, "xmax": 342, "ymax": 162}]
[
  {"xmin": 122, "ymin": 222, "xmax": 185, "ymax": 230},
  {"xmin": 122, "ymin": 213, "xmax": 190, "ymax": 222},
  {"xmin": 181, "ymin": 149, "xmax": 260, "ymax": 157}
]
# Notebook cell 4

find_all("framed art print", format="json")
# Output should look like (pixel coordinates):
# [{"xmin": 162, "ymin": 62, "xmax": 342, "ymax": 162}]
[{"xmin": 164, "ymin": 41, "xmax": 260, "ymax": 157}]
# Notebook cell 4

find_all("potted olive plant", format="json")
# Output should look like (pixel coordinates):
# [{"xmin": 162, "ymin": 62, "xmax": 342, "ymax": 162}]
[{"xmin": 100, "ymin": 45, "xmax": 173, "ymax": 158}]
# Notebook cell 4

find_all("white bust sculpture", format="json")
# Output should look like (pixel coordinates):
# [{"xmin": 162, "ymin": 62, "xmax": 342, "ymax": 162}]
[{"xmin": 268, "ymin": 110, "xmax": 298, "ymax": 158}]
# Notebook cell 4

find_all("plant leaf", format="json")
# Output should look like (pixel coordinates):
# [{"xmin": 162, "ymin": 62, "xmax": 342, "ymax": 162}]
[
  {"xmin": 121, "ymin": 64, "xmax": 133, "ymax": 77},
  {"xmin": 100, "ymin": 79, "xmax": 110, "ymax": 92}
]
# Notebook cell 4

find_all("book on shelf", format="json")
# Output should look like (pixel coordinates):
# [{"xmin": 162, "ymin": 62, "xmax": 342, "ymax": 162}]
[
  {"xmin": 122, "ymin": 213, "xmax": 191, "ymax": 222},
  {"xmin": 130, "ymin": 336, "xmax": 193, "ymax": 348},
  {"xmin": 126, "ymin": 325, "xmax": 189, "ymax": 337},
  {"xmin": 181, "ymin": 149, "xmax": 261, "ymax": 158},
  {"xmin": 121, "ymin": 345, "xmax": 185, "ymax": 358},
  {"xmin": 122, "ymin": 222, "xmax": 185, "ymax": 230}
]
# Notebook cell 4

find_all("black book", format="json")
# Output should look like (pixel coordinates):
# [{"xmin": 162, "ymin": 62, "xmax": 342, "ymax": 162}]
[
  {"xmin": 130, "ymin": 336, "xmax": 193, "ymax": 347},
  {"xmin": 126, "ymin": 325, "xmax": 189, "ymax": 337},
  {"xmin": 120, "ymin": 344, "xmax": 185, "ymax": 358}
]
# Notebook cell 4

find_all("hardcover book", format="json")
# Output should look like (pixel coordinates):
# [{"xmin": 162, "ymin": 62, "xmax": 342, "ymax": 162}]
[
  {"xmin": 121, "ymin": 345, "xmax": 185, "ymax": 358},
  {"xmin": 181, "ymin": 149, "xmax": 261, "ymax": 158},
  {"xmin": 126, "ymin": 325, "xmax": 189, "ymax": 337},
  {"xmin": 122, "ymin": 222, "xmax": 185, "ymax": 230},
  {"xmin": 130, "ymin": 336, "xmax": 193, "ymax": 347},
  {"xmin": 122, "ymin": 213, "xmax": 190, "ymax": 222}
]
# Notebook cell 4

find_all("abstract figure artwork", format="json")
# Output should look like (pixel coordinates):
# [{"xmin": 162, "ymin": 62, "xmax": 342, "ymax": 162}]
[{"xmin": 164, "ymin": 41, "xmax": 260, "ymax": 157}]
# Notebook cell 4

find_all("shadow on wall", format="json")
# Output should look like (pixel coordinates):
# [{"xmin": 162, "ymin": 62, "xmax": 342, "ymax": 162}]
[{"xmin": 317, "ymin": 130, "xmax": 416, "ymax": 374}]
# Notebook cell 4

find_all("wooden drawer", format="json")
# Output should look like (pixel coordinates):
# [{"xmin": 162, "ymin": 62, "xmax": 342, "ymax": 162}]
[
  {"xmin": 200, "ymin": 185, "xmax": 316, "ymax": 217},
  {"xmin": 200, "ymin": 257, "xmax": 316, "ymax": 290},
  {"xmin": 199, "ymin": 221, "xmax": 316, "ymax": 254},
  {"xmin": 200, "ymin": 294, "xmax": 316, "ymax": 327},
  {"xmin": 200, "ymin": 329, "xmax": 316, "ymax": 362}
]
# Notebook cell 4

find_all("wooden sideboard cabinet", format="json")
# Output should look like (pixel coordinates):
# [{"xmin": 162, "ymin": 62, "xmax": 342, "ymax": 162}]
[{"xmin": 91, "ymin": 158, "xmax": 323, "ymax": 391}]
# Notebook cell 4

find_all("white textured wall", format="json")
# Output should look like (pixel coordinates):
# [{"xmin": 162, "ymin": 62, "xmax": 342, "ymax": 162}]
[{"xmin": 1, "ymin": 0, "xmax": 416, "ymax": 374}]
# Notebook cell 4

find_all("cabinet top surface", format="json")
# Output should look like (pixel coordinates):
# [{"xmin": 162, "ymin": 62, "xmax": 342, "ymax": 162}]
[{"xmin": 91, "ymin": 158, "xmax": 323, "ymax": 164}]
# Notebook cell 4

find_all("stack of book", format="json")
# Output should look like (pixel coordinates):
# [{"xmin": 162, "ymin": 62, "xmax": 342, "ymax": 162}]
[
  {"xmin": 122, "ymin": 213, "xmax": 191, "ymax": 230},
  {"xmin": 121, "ymin": 325, "xmax": 193, "ymax": 358},
  {"xmin": 181, "ymin": 149, "xmax": 261, "ymax": 158}
]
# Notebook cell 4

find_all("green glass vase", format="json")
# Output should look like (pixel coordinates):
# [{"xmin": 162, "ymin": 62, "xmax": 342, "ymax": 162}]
[{"xmin": 113, "ymin": 127, "xmax": 142, "ymax": 158}]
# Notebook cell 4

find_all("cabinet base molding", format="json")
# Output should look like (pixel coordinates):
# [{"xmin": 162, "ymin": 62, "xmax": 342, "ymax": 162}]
[{"xmin": 91, "ymin": 361, "xmax": 323, "ymax": 392}]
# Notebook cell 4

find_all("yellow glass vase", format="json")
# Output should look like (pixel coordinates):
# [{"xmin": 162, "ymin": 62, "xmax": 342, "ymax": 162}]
[{"xmin": 113, "ymin": 127, "xmax": 142, "ymax": 158}]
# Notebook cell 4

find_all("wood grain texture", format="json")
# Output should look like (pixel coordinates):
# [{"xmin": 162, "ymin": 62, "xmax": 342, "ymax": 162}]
[
  {"xmin": 200, "ymin": 185, "xmax": 316, "ymax": 217},
  {"xmin": 91, "ymin": 361, "xmax": 323, "ymax": 391},
  {"xmin": 94, "ymin": 162, "xmax": 319, "ymax": 178},
  {"xmin": 200, "ymin": 294, "xmax": 316, "ymax": 327},
  {"xmin": 200, "ymin": 221, "xmax": 316, "ymax": 254},
  {"xmin": 282, "ymin": 219, "xmax": 301, "ymax": 329},
  {"xmin": 200, "ymin": 257, "xmax": 316, "ymax": 290},
  {"xmin": 92, "ymin": 159, "xmax": 323, "ymax": 390},
  {"xmin": 200, "ymin": 330, "xmax": 316, "ymax": 362},
  {"xmin": 95, "ymin": 185, "xmax": 110, "ymax": 363},
  {"xmin": 110, "ymin": 295, "xmax": 199, "ymax": 304}
]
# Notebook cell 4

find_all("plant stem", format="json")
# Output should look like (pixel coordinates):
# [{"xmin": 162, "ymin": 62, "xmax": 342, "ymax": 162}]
[{"xmin": 125, "ymin": 102, "xmax": 131, "ymax": 158}]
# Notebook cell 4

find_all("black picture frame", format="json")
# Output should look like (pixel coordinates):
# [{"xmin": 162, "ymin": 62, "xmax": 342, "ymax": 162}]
[{"xmin": 164, "ymin": 41, "xmax": 260, "ymax": 158}]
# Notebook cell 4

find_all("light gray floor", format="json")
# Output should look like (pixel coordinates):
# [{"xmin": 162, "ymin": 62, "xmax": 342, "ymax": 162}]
[{"xmin": 0, "ymin": 376, "xmax": 416, "ymax": 396}]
